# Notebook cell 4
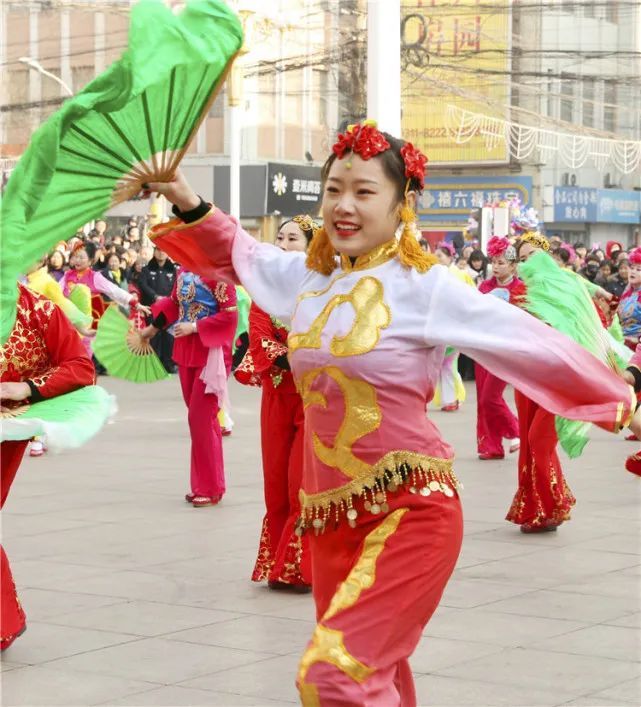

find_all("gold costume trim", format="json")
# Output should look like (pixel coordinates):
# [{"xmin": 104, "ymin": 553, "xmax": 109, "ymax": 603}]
[
  {"xmin": 149, "ymin": 207, "xmax": 216, "ymax": 241},
  {"xmin": 323, "ymin": 508, "xmax": 408, "ymax": 621},
  {"xmin": 292, "ymin": 239, "xmax": 398, "ymax": 319},
  {"xmin": 339, "ymin": 239, "xmax": 398, "ymax": 273},
  {"xmin": 298, "ymin": 625, "xmax": 375, "ymax": 690},
  {"xmin": 299, "ymin": 450, "xmax": 459, "ymax": 529},
  {"xmin": 617, "ymin": 385, "xmax": 637, "ymax": 432},
  {"xmin": 300, "ymin": 366, "xmax": 382, "ymax": 480},
  {"xmin": 289, "ymin": 277, "xmax": 391, "ymax": 357}
]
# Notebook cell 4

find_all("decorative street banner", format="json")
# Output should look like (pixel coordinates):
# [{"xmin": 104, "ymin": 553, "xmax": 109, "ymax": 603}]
[
  {"xmin": 419, "ymin": 175, "xmax": 533, "ymax": 222},
  {"xmin": 266, "ymin": 162, "xmax": 322, "ymax": 216},
  {"xmin": 401, "ymin": 0, "xmax": 512, "ymax": 165}
]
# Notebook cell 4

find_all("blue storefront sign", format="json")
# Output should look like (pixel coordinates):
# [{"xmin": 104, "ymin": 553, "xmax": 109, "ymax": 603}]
[
  {"xmin": 554, "ymin": 186, "xmax": 640, "ymax": 224},
  {"xmin": 596, "ymin": 190, "xmax": 641, "ymax": 224},
  {"xmin": 419, "ymin": 176, "xmax": 533, "ymax": 222}
]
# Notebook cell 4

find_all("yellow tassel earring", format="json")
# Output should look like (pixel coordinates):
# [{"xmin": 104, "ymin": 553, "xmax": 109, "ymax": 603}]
[
  {"xmin": 397, "ymin": 187, "xmax": 437, "ymax": 274},
  {"xmin": 306, "ymin": 226, "xmax": 338, "ymax": 276}
]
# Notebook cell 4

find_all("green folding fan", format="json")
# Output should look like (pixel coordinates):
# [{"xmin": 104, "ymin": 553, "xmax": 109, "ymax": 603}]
[
  {"xmin": 93, "ymin": 306, "xmax": 169, "ymax": 383},
  {"xmin": 0, "ymin": 385, "xmax": 115, "ymax": 451},
  {"xmin": 0, "ymin": 0, "xmax": 243, "ymax": 344},
  {"xmin": 519, "ymin": 250, "xmax": 622, "ymax": 458}
]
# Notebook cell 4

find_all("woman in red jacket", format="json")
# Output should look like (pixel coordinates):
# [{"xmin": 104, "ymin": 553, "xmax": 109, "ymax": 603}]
[
  {"xmin": 236, "ymin": 216, "xmax": 316, "ymax": 590},
  {"xmin": 1, "ymin": 285, "xmax": 96, "ymax": 650},
  {"xmin": 142, "ymin": 271, "xmax": 237, "ymax": 507}
]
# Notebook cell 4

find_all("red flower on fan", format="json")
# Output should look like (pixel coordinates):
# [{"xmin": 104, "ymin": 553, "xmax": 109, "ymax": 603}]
[
  {"xmin": 332, "ymin": 122, "xmax": 391, "ymax": 160},
  {"xmin": 400, "ymin": 142, "xmax": 428, "ymax": 188}
]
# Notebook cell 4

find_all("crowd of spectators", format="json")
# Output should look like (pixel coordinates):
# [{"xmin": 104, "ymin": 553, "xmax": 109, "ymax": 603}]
[{"xmin": 43, "ymin": 216, "xmax": 178, "ymax": 372}]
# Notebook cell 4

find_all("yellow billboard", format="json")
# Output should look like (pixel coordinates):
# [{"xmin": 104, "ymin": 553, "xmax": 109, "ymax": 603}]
[{"xmin": 401, "ymin": 0, "xmax": 511, "ymax": 164}]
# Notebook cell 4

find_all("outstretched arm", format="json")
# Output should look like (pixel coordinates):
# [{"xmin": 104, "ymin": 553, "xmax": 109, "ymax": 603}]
[
  {"xmin": 423, "ymin": 266, "xmax": 638, "ymax": 435},
  {"xmin": 147, "ymin": 171, "xmax": 311, "ymax": 325}
]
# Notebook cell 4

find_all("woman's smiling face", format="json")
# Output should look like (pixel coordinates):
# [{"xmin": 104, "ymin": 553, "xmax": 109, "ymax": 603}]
[{"xmin": 321, "ymin": 154, "xmax": 405, "ymax": 258}]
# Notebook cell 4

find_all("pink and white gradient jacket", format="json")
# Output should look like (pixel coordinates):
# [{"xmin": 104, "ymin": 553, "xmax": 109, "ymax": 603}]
[{"xmin": 151, "ymin": 207, "xmax": 635, "ymax": 528}]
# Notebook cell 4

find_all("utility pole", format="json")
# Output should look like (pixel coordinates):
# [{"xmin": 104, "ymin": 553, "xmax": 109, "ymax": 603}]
[{"xmin": 367, "ymin": 0, "xmax": 400, "ymax": 135}]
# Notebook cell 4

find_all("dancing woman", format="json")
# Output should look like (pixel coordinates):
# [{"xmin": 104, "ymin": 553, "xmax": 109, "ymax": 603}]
[
  {"xmin": 146, "ymin": 122, "xmax": 638, "ymax": 706},
  {"xmin": 235, "ymin": 216, "xmax": 316, "ymax": 591},
  {"xmin": 1, "ymin": 285, "xmax": 96, "ymax": 650},
  {"xmin": 141, "ymin": 271, "xmax": 238, "ymax": 507},
  {"xmin": 475, "ymin": 237, "xmax": 524, "ymax": 459}
]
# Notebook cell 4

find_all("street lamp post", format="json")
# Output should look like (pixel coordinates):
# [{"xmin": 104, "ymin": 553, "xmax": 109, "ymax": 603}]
[
  {"xmin": 366, "ymin": 0, "xmax": 401, "ymax": 135},
  {"xmin": 19, "ymin": 56, "xmax": 73, "ymax": 96}
]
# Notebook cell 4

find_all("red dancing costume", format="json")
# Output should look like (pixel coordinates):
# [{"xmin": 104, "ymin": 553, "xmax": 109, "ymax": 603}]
[
  {"xmin": 475, "ymin": 274, "xmax": 525, "ymax": 459},
  {"xmin": 149, "ymin": 125, "xmax": 636, "ymax": 705},
  {"xmin": 236, "ymin": 303, "xmax": 311, "ymax": 587},
  {"xmin": 1, "ymin": 286, "xmax": 95, "ymax": 649},
  {"xmin": 151, "ymin": 270, "xmax": 237, "ymax": 504}
]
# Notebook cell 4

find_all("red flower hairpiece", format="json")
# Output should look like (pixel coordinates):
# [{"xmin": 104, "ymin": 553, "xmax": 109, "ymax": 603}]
[
  {"xmin": 332, "ymin": 121, "xmax": 391, "ymax": 161},
  {"xmin": 400, "ymin": 142, "xmax": 428, "ymax": 189},
  {"xmin": 332, "ymin": 120, "xmax": 429, "ymax": 189},
  {"xmin": 487, "ymin": 236, "xmax": 509, "ymax": 259},
  {"xmin": 629, "ymin": 247, "xmax": 641, "ymax": 265}
]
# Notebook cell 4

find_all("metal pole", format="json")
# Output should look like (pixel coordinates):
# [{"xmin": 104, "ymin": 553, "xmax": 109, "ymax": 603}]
[{"xmin": 366, "ymin": 0, "xmax": 401, "ymax": 136}]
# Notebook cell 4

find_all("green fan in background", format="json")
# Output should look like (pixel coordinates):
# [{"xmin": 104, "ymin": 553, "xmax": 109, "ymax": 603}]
[
  {"xmin": 93, "ymin": 306, "xmax": 169, "ymax": 383},
  {"xmin": 0, "ymin": 0, "xmax": 243, "ymax": 345},
  {"xmin": 519, "ymin": 245, "xmax": 625, "ymax": 458}
]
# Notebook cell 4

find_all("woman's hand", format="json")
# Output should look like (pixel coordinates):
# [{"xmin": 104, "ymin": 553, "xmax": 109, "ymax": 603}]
[
  {"xmin": 628, "ymin": 404, "xmax": 641, "ymax": 440},
  {"xmin": 135, "ymin": 303, "xmax": 152, "ymax": 316},
  {"xmin": 146, "ymin": 170, "xmax": 200, "ymax": 212},
  {"xmin": 594, "ymin": 287, "xmax": 613, "ymax": 302},
  {"xmin": 139, "ymin": 325, "xmax": 158, "ymax": 340},
  {"xmin": 0, "ymin": 381, "xmax": 31, "ymax": 401},
  {"xmin": 174, "ymin": 322, "xmax": 197, "ymax": 338}
]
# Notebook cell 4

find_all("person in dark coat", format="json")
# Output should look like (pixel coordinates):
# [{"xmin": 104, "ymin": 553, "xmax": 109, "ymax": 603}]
[{"xmin": 138, "ymin": 247, "xmax": 177, "ymax": 372}]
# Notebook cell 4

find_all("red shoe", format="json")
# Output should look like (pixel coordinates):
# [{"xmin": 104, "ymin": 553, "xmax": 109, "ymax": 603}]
[
  {"xmin": 441, "ymin": 402, "xmax": 459, "ymax": 412},
  {"xmin": 192, "ymin": 496, "xmax": 221, "ymax": 508},
  {"xmin": 625, "ymin": 433, "xmax": 638, "ymax": 441},
  {"xmin": 625, "ymin": 451, "xmax": 641, "ymax": 477},
  {"xmin": 221, "ymin": 428, "xmax": 232, "ymax": 437},
  {"xmin": 185, "ymin": 493, "xmax": 195, "ymax": 503},
  {"xmin": 478, "ymin": 452, "xmax": 504, "ymax": 460},
  {"xmin": 508, "ymin": 438, "xmax": 520, "ymax": 454}
]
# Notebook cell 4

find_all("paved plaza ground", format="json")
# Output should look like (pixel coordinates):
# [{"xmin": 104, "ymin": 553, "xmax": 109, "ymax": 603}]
[{"xmin": 1, "ymin": 376, "xmax": 639, "ymax": 706}]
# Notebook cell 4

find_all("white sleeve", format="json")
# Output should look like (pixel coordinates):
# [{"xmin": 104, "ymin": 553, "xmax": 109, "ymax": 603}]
[
  {"xmin": 422, "ymin": 265, "xmax": 634, "ymax": 432},
  {"xmin": 93, "ymin": 272, "xmax": 133, "ymax": 308}
]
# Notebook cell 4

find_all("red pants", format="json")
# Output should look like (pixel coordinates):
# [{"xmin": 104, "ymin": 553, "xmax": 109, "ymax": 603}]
[
  {"xmin": 178, "ymin": 365, "xmax": 225, "ymax": 499},
  {"xmin": 506, "ymin": 390, "xmax": 576, "ymax": 527},
  {"xmin": 475, "ymin": 363, "xmax": 519, "ymax": 456},
  {"xmin": 1, "ymin": 441, "xmax": 28, "ymax": 648},
  {"xmin": 297, "ymin": 489, "xmax": 463, "ymax": 706},
  {"xmin": 253, "ymin": 381, "xmax": 311, "ymax": 586}
]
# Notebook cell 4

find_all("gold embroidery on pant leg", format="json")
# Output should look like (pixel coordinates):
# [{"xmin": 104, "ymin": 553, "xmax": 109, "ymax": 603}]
[
  {"xmin": 323, "ymin": 508, "xmax": 408, "ymax": 621},
  {"xmin": 289, "ymin": 276, "xmax": 391, "ymax": 357},
  {"xmin": 298, "ymin": 680, "xmax": 321, "ymax": 707},
  {"xmin": 299, "ymin": 366, "xmax": 382, "ymax": 480},
  {"xmin": 297, "ymin": 625, "xmax": 375, "ymax": 690}
]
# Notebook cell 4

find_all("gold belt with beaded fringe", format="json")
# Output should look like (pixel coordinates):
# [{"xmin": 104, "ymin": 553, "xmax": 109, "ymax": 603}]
[{"xmin": 297, "ymin": 451, "xmax": 461, "ymax": 534}]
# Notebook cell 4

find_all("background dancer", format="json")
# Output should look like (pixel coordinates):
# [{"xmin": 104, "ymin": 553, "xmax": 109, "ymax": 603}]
[
  {"xmin": 1, "ymin": 285, "xmax": 97, "ymax": 650},
  {"xmin": 235, "ymin": 215, "xmax": 316, "ymax": 592},
  {"xmin": 141, "ymin": 271, "xmax": 237, "ymax": 508},
  {"xmin": 475, "ymin": 236, "xmax": 523, "ymax": 460}
]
